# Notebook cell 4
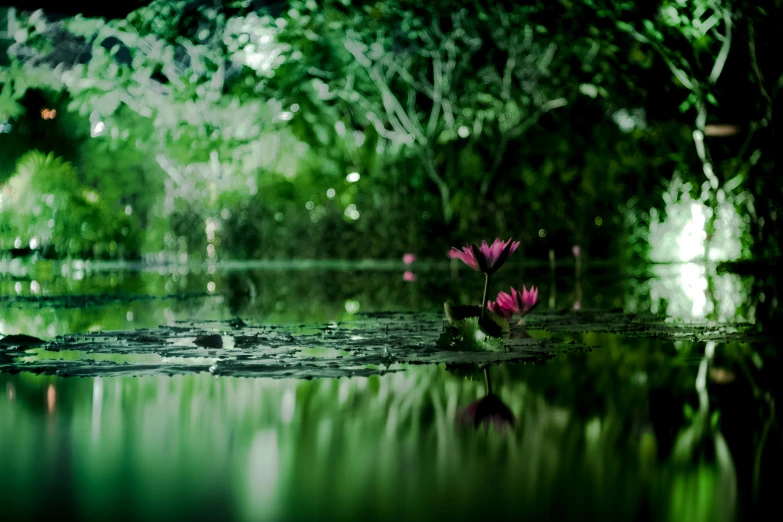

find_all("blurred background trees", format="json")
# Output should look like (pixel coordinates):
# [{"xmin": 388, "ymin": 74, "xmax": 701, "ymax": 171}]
[{"xmin": 0, "ymin": 0, "xmax": 780, "ymax": 262}]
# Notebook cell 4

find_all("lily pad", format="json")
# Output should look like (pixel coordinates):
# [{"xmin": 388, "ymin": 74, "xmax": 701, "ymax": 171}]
[
  {"xmin": 443, "ymin": 302, "xmax": 510, "ymax": 338},
  {"xmin": 0, "ymin": 310, "xmax": 765, "ymax": 379},
  {"xmin": 0, "ymin": 334, "xmax": 47, "ymax": 350},
  {"xmin": 437, "ymin": 317, "xmax": 506, "ymax": 352},
  {"xmin": 194, "ymin": 334, "xmax": 223, "ymax": 348},
  {"xmin": 523, "ymin": 309, "xmax": 768, "ymax": 342},
  {"xmin": 0, "ymin": 314, "xmax": 583, "ymax": 378}
]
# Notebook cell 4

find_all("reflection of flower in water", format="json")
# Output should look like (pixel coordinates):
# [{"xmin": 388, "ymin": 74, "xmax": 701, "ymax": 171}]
[
  {"xmin": 403, "ymin": 271, "xmax": 416, "ymax": 282},
  {"xmin": 456, "ymin": 394, "xmax": 516, "ymax": 431},
  {"xmin": 456, "ymin": 369, "xmax": 515, "ymax": 431},
  {"xmin": 709, "ymin": 367, "xmax": 735, "ymax": 384}
]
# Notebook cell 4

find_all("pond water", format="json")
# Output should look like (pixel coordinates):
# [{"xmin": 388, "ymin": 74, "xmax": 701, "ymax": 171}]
[{"xmin": 0, "ymin": 260, "xmax": 779, "ymax": 521}]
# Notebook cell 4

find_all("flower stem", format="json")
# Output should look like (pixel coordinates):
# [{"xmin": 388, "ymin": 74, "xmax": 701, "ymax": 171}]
[
  {"xmin": 484, "ymin": 367, "xmax": 493, "ymax": 395},
  {"xmin": 480, "ymin": 273, "xmax": 491, "ymax": 320}
]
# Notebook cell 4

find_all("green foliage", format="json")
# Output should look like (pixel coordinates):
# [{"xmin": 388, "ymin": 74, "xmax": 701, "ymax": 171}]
[
  {"xmin": 0, "ymin": 151, "xmax": 139, "ymax": 257},
  {"xmin": 0, "ymin": 0, "xmax": 779, "ymax": 260}
]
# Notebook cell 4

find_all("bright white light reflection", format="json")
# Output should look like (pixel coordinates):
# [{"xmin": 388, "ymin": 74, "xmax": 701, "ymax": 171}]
[
  {"xmin": 338, "ymin": 380, "xmax": 351, "ymax": 404},
  {"xmin": 245, "ymin": 430, "xmax": 280, "ymax": 519},
  {"xmin": 92, "ymin": 377, "xmax": 103, "ymax": 440},
  {"xmin": 650, "ymin": 264, "xmax": 708, "ymax": 319},
  {"xmin": 650, "ymin": 181, "xmax": 744, "ymax": 263},
  {"xmin": 346, "ymin": 172, "xmax": 360, "ymax": 183},
  {"xmin": 680, "ymin": 263, "xmax": 708, "ymax": 317},
  {"xmin": 647, "ymin": 178, "xmax": 749, "ymax": 320},
  {"xmin": 649, "ymin": 264, "xmax": 747, "ymax": 321},
  {"xmin": 675, "ymin": 203, "xmax": 706, "ymax": 261},
  {"xmin": 280, "ymin": 390, "xmax": 295, "ymax": 423},
  {"xmin": 91, "ymin": 121, "xmax": 105, "ymax": 138}
]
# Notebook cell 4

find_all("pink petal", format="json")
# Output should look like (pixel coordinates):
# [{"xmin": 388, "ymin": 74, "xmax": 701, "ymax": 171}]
[
  {"xmin": 495, "ymin": 290, "xmax": 518, "ymax": 313},
  {"xmin": 479, "ymin": 240, "xmax": 492, "ymax": 262},
  {"xmin": 483, "ymin": 238, "xmax": 519, "ymax": 270},
  {"xmin": 487, "ymin": 239, "xmax": 506, "ymax": 267},
  {"xmin": 511, "ymin": 286, "xmax": 520, "ymax": 307},
  {"xmin": 403, "ymin": 253, "xmax": 416, "ymax": 265},
  {"xmin": 520, "ymin": 285, "xmax": 538, "ymax": 312},
  {"xmin": 403, "ymin": 271, "xmax": 416, "ymax": 281},
  {"xmin": 488, "ymin": 301, "xmax": 512, "ymax": 320},
  {"xmin": 448, "ymin": 246, "xmax": 480, "ymax": 270}
]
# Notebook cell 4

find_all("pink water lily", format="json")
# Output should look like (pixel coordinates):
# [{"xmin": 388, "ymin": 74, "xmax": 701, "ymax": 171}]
[
  {"xmin": 448, "ymin": 238, "xmax": 521, "ymax": 320},
  {"xmin": 494, "ymin": 285, "xmax": 539, "ymax": 318},
  {"xmin": 402, "ymin": 253, "xmax": 416, "ymax": 265},
  {"xmin": 447, "ymin": 238, "xmax": 520, "ymax": 275},
  {"xmin": 487, "ymin": 300, "xmax": 513, "ymax": 321}
]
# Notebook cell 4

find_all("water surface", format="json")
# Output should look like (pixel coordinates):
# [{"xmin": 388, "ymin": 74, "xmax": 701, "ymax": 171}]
[{"xmin": 0, "ymin": 261, "xmax": 778, "ymax": 521}]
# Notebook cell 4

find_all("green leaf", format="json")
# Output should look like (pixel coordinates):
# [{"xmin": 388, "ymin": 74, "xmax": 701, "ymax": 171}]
[
  {"xmin": 436, "ymin": 317, "xmax": 506, "ymax": 352},
  {"xmin": 443, "ymin": 302, "xmax": 510, "ymax": 339}
]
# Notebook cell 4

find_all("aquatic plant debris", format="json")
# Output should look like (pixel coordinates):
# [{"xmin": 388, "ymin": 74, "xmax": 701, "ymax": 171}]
[
  {"xmin": 0, "ymin": 292, "xmax": 212, "ymax": 309},
  {"xmin": 523, "ymin": 309, "xmax": 768, "ymax": 342},
  {"xmin": 0, "ymin": 311, "xmax": 766, "ymax": 378},
  {"xmin": 0, "ymin": 334, "xmax": 47, "ymax": 349}
]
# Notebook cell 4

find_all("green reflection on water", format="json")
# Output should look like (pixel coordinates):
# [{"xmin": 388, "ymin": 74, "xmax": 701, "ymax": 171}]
[
  {"xmin": 0, "ymin": 353, "xmax": 744, "ymax": 522},
  {"xmin": 16, "ymin": 348, "xmax": 217, "ymax": 366},
  {"xmin": 0, "ymin": 259, "xmax": 761, "ymax": 340},
  {"xmin": 0, "ymin": 263, "xmax": 777, "ymax": 521}
]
